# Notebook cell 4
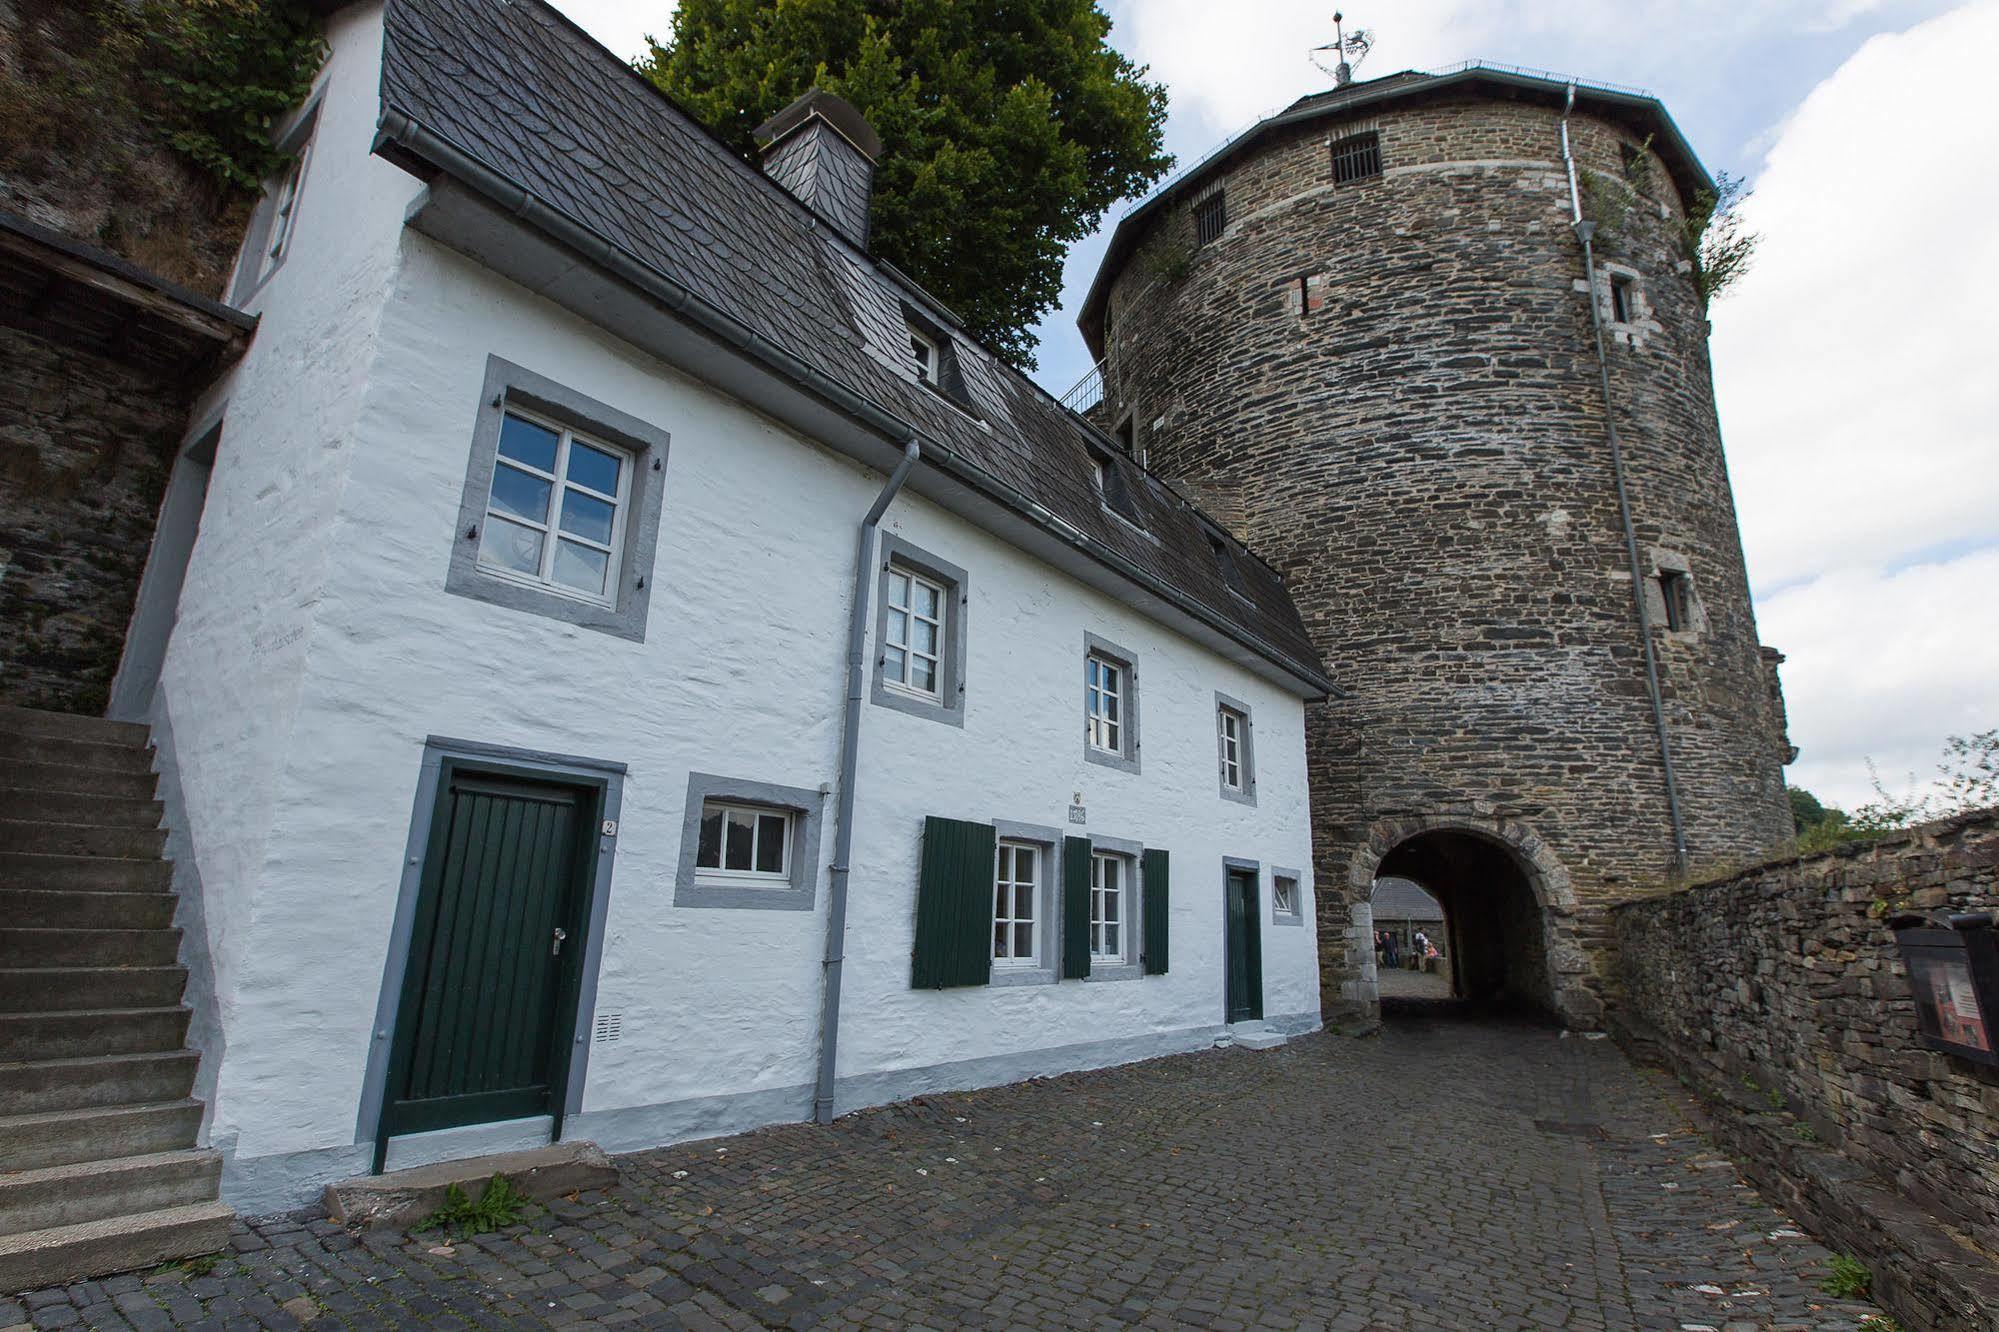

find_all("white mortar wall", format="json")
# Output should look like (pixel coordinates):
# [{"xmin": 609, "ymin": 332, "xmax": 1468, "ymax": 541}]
[{"xmin": 177, "ymin": 24, "xmax": 1316, "ymax": 1196}]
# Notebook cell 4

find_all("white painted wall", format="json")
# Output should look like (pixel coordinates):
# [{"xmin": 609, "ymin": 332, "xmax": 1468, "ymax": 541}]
[{"xmin": 164, "ymin": 3, "xmax": 1318, "ymax": 1207}]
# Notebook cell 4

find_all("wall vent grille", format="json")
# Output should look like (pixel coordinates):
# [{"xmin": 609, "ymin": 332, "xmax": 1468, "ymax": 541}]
[{"xmin": 593, "ymin": 1011, "xmax": 624, "ymax": 1044}]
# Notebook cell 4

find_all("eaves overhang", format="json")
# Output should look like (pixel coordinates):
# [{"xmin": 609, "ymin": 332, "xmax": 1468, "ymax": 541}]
[
  {"xmin": 372, "ymin": 109, "xmax": 1342, "ymax": 702},
  {"xmin": 1078, "ymin": 64, "xmax": 1713, "ymax": 354}
]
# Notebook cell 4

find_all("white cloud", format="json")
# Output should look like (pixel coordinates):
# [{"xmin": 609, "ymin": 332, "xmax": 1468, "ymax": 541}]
[
  {"xmin": 548, "ymin": 0, "xmax": 669, "ymax": 63},
  {"xmin": 1714, "ymin": 0, "xmax": 1999, "ymax": 591},
  {"xmin": 1760, "ymin": 551, "xmax": 1999, "ymax": 808}
]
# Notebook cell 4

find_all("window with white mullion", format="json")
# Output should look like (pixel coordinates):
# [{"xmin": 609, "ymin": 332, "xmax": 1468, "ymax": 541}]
[
  {"xmin": 266, "ymin": 144, "xmax": 310, "ymax": 264},
  {"xmin": 479, "ymin": 408, "xmax": 631, "ymax": 607},
  {"xmin": 1219, "ymin": 707, "xmax": 1244, "ymax": 790},
  {"xmin": 992, "ymin": 841, "xmax": 1039, "ymax": 965},
  {"xmin": 1086, "ymin": 655, "xmax": 1122, "ymax": 753},
  {"xmin": 883, "ymin": 567, "xmax": 945, "ymax": 698},
  {"xmin": 694, "ymin": 800, "xmax": 793, "ymax": 882},
  {"xmin": 1090, "ymin": 851, "xmax": 1126, "ymax": 962}
]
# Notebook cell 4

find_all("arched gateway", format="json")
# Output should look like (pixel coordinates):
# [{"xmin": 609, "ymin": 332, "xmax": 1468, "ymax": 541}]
[{"xmin": 1343, "ymin": 814, "xmax": 1597, "ymax": 1026}]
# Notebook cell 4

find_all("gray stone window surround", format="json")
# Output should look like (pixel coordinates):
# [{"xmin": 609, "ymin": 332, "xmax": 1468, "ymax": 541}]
[
  {"xmin": 1647, "ymin": 548, "xmax": 1702, "ymax": 638},
  {"xmin": 1271, "ymin": 866, "xmax": 1305, "ymax": 927},
  {"xmin": 1085, "ymin": 833, "xmax": 1145, "ymax": 983},
  {"xmin": 445, "ymin": 355, "xmax": 669, "ymax": 642},
  {"xmin": 1082, "ymin": 631, "xmax": 1142, "ymax": 775},
  {"xmin": 989, "ymin": 818, "xmax": 1062, "ymax": 988},
  {"xmin": 672, "ymin": 772, "xmax": 827, "ymax": 910},
  {"xmin": 869, "ymin": 535, "xmax": 968, "ymax": 727},
  {"xmin": 1214, "ymin": 690, "xmax": 1258, "ymax": 807},
  {"xmin": 230, "ymin": 90, "xmax": 324, "ymax": 304}
]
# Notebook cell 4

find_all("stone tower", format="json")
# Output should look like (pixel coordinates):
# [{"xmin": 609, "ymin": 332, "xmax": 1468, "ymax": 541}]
[{"xmin": 1078, "ymin": 67, "xmax": 1795, "ymax": 1025}]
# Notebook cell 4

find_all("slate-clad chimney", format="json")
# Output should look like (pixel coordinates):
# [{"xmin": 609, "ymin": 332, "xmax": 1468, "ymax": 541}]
[{"xmin": 753, "ymin": 89, "xmax": 883, "ymax": 250}]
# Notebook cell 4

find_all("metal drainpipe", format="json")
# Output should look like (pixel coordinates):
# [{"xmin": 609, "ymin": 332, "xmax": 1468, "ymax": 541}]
[
  {"xmin": 1561, "ymin": 85, "xmax": 1691, "ymax": 876},
  {"xmin": 815, "ymin": 436, "xmax": 921, "ymax": 1124}
]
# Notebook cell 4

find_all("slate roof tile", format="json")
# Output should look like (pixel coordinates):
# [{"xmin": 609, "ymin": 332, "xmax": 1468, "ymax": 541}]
[{"xmin": 378, "ymin": 0, "xmax": 1329, "ymax": 688}]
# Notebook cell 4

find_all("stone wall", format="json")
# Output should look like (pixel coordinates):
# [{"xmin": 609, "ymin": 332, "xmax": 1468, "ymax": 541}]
[
  {"xmin": 0, "ymin": 323, "xmax": 185, "ymax": 713},
  {"xmin": 1093, "ymin": 86, "xmax": 1796, "ymax": 1024},
  {"xmin": 1615, "ymin": 811, "xmax": 1999, "ymax": 1330}
]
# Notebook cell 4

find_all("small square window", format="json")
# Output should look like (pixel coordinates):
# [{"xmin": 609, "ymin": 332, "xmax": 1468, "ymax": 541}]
[
  {"xmin": 1610, "ymin": 273, "xmax": 1636, "ymax": 324},
  {"xmin": 909, "ymin": 328, "xmax": 940, "ymax": 384},
  {"xmin": 478, "ymin": 409, "xmax": 633, "ymax": 607},
  {"xmin": 1272, "ymin": 869, "xmax": 1305, "ymax": 925},
  {"xmin": 1194, "ymin": 191, "xmax": 1227, "ymax": 246},
  {"xmin": 1659, "ymin": 569, "xmax": 1694, "ymax": 632},
  {"xmin": 1090, "ymin": 851, "xmax": 1131, "ymax": 964},
  {"xmin": 993, "ymin": 841, "xmax": 1040, "ymax": 966},
  {"xmin": 695, "ymin": 800, "xmax": 793, "ymax": 882},
  {"xmin": 1330, "ymin": 131, "xmax": 1382, "ymax": 185}
]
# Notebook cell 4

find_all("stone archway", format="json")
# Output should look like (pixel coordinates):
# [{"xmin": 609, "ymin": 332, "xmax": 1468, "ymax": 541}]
[{"xmin": 1336, "ymin": 813, "xmax": 1599, "ymax": 1028}]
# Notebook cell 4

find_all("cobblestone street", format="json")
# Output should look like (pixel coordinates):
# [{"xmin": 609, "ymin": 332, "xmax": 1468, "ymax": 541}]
[{"xmin": 4, "ymin": 1019, "xmax": 1886, "ymax": 1330}]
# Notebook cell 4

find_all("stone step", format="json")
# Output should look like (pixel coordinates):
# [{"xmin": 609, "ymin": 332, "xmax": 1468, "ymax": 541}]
[
  {"xmin": 0, "ymin": 1099, "xmax": 203, "ymax": 1173},
  {"xmin": 0, "ymin": 889, "xmax": 176, "ymax": 930},
  {"xmin": 0, "ymin": 888, "xmax": 175, "ymax": 928},
  {"xmin": 0, "ymin": 760, "xmax": 158, "ymax": 800},
  {"xmin": 325, "ymin": 1142, "xmax": 619, "ymax": 1227},
  {"xmin": 0, "ymin": 707, "xmax": 150, "ymax": 748},
  {"xmin": 1224, "ymin": 1021, "xmax": 1288, "ymax": 1051},
  {"xmin": 0, "ymin": 967, "xmax": 186, "ymax": 1013},
  {"xmin": 0, "ymin": 853, "xmax": 172, "ymax": 893},
  {"xmin": 0, "ymin": 788, "xmax": 163, "ymax": 829},
  {"xmin": 0, "ymin": 1149, "xmax": 221, "ymax": 1236},
  {"xmin": 0, "ymin": 820, "xmax": 168, "ymax": 860},
  {"xmin": 0, "ymin": 926, "xmax": 183, "ymax": 968},
  {"xmin": 0, "ymin": 1200, "xmax": 232, "ymax": 1292},
  {"xmin": 0, "ymin": 1050, "xmax": 199, "ymax": 1116},
  {"xmin": 0, "ymin": 732, "xmax": 154, "ymax": 775},
  {"xmin": 0, "ymin": 1007, "xmax": 190, "ymax": 1061}
]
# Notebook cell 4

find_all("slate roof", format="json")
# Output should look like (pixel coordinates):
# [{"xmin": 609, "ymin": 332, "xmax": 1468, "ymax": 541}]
[
  {"xmin": 1370, "ymin": 878, "xmax": 1444, "ymax": 922},
  {"xmin": 373, "ymin": 0, "xmax": 1332, "ymax": 694},
  {"xmin": 1078, "ymin": 64, "xmax": 1711, "ymax": 351}
]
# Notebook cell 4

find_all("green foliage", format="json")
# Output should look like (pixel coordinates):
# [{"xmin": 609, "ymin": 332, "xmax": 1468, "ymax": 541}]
[
  {"xmin": 116, "ymin": 0, "xmax": 327, "ymax": 193},
  {"xmin": 1793, "ymin": 1121, "xmax": 1819, "ymax": 1142},
  {"xmin": 1788, "ymin": 786, "xmax": 1826, "ymax": 834},
  {"xmin": 1577, "ymin": 167, "xmax": 1630, "ymax": 251},
  {"xmin": 412, "ymin": 1174, "xmax": 535, "ymax": 1239},
  {"xmin": 1821, "ymin": 1253, "xmax": 1872, "ymax": 1300},
  {"xmin": 1682, "ymin": 170, "xmax": 1758, "ymax": 308},
  {"xmin": 1859, "ymin": 1315, "xmax": 1904, "ymax": 1332},
  {"xmin": 640, "ymin": 0, "xmax": 1172, "ymax": 368}
]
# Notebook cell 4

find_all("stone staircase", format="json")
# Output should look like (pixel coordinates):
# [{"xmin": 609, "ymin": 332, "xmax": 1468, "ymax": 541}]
[{"xmin": 0, "ymin": 706, "xmax": 231, "ymax": 1291}]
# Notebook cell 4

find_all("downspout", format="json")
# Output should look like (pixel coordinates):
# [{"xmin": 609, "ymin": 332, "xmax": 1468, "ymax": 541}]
[
  {"xmin": 1562, "ymin": 84, "xmax": 1690, "ymax": 876},
  {"xmin": 815, "ymin": 436, "xmax": 921, "ymax": 1123}
]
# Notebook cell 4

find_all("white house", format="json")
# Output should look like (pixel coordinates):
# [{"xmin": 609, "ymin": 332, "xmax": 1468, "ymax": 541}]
[{"xmin": 79, "ymin": 0, "xmax": 1336, "ymax": 1216}]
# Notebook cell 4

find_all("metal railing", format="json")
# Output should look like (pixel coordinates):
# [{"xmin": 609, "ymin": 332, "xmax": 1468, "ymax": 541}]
[{"xmin": 1060, "ymin": 359, "xmax": 1105, "ymax": 415}]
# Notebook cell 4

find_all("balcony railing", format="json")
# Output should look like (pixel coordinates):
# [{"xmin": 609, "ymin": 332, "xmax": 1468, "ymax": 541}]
[{"xmin": 1059, "ymin": 359, "xmax": 1105, "ymax": 415}]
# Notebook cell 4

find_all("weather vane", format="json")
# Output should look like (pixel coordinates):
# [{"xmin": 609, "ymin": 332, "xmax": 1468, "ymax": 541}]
[{"xmin": 1310, "ymin": 11, "xmax": 1373, "ymax": 88}]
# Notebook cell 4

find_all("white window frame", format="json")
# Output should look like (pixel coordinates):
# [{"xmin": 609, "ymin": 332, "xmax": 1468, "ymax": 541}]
[
  {"xmin": 882, "ymin": 565, "xmax": 946, "ymax": 700},
  {"xmin": 1086, "ymin": 654, "xmax": 1123, "ymax": 755},
  {"xmin": 477, "ymin": 407, "xmax": 633, "ymax": 609},
  {"xmin": 265, "ymin": 144, "xmax": 311, "ymax": 270},
  {"xmin": 1090, "ymin": 851, "xmax": 1131, "ymax": 964},
  {"xmin": 993, "ymin": 841, "xmax": 1041, "ymax": 967},
  {"xmin": 1273, "ymin": 877, "xmax": 1294, "ymax": 914},
  {"xmin": 693, "ymin": 800, "xmax": 795, "ymax": 884},
  {"xmin": 909, "ymin": 328, "xmax": 940, "ymax": 384},
  {"xmin": 1219, "ymin": 706, "xmax": 1245, "ymax": 791}
]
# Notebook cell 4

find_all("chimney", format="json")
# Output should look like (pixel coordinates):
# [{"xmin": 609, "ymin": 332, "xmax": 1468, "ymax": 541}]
[{"xmin": 753, "ymin": 89, "xmax": 883, "ymax": 250}]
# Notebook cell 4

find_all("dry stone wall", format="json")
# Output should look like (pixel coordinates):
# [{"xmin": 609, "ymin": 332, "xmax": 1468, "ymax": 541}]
[
  {"xmin": 1615, "ymin": 812, "xmax": 1999, "ymax": 1330},
  {"xmin": 1095, "ymin": 89, "xmax": 1795, "ymax": 1023},
  {"xmin": 0, "ymin": 324, "xmax": 184, "ymax": 713}
]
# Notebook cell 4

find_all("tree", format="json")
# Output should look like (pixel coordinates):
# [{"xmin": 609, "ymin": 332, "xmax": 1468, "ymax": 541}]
[
  {"xmin": 1790, "ymin": 729, "xmax": 1999, "ymax": 855},
  {"xmin": 641, "ymin": 0, "xmax": 1171, "ymax": 369}
]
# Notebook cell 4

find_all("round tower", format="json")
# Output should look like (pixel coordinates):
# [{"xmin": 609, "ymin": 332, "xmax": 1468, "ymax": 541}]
[{"xmin": 1080, "ymin": 68, "xmax": 1795, "ymax": 1025}]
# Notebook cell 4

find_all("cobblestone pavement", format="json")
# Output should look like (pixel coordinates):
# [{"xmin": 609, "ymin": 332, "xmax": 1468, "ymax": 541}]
[
  {"xmin": 4, "ymin": 1017, "xmax": 1889, "ymax": 1330},
  {"xmin": 1374, "ymin": 968, "xmax": 1451, "ymax": 1000}
]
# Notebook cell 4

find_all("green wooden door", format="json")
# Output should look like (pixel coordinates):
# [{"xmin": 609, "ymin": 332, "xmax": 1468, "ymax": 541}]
[
  {"xmin": 382, "ymin": 766, "xmax": 597, "ymax": 1150},
  {"xmin": 1225, "ymin": 868, "xmax": 1264, "ymax": 1023}
]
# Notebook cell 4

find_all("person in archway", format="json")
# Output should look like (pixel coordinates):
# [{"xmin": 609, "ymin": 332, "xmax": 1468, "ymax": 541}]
[{"xmin": 1383, "ymin": 931, "xmax": 1400, "ymax": 969}]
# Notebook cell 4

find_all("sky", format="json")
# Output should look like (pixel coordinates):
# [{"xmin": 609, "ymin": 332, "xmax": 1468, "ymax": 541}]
[{"xmin": 551, "ymin": 0, "xmax": 1998, "ymax": 812}]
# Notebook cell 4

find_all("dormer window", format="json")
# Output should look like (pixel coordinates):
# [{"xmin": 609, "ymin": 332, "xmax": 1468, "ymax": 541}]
[
  {"xmin": 1209, "ymin": 531, "xmax": 1249, "ymax": 596},
  {"xmin": 909, "ymin": 328, "xmax": 940, "ymax": 384}
]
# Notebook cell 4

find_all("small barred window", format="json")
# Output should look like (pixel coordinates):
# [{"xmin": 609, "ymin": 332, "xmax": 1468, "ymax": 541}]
[
  {"xmin": 1330, "ymin": 131, "xmax": 1382, "ymax": 185},
  {"xmin": 1194, "ymin": 191, "xmax": 1227, "ymax": 246}
]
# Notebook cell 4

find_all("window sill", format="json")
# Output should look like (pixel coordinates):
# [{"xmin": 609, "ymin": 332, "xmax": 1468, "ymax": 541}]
[
  {"xmin": 1219, "ymin": 782, "xmax": 1257, "ymax": 808},
  {"xmin": 1272, "ymin": 910, "xmax": 1306, "ymax": 928},
  {"xmin": 1084, "ymin": 743, "xmax": 1140, "ymax": 776},
  {"xmin": 1084, "ymin": 962, "xmax": 1143, "ymax": 983},
  {"xmin": 990, "ymin": 965, "xmax": 1057, "ymax": 989}
]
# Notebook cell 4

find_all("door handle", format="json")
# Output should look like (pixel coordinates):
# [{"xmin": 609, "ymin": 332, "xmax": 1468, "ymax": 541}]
[{"xmin": 552, "ymin": 927, "xmax": 567, "ymax": 957}]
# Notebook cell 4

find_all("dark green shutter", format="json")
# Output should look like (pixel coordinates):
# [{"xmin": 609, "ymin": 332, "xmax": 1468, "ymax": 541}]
[
  {"xmin": 911, "ymin": 816, "xmax": 996, "ymax": 989},
  {"xmin": 1062, "ymin": 835, "xmax": 1092, "ymax": 979},
  {"xmin": 1141, "ymin": 847, "xmax": 1170, "ymax": 975}
]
